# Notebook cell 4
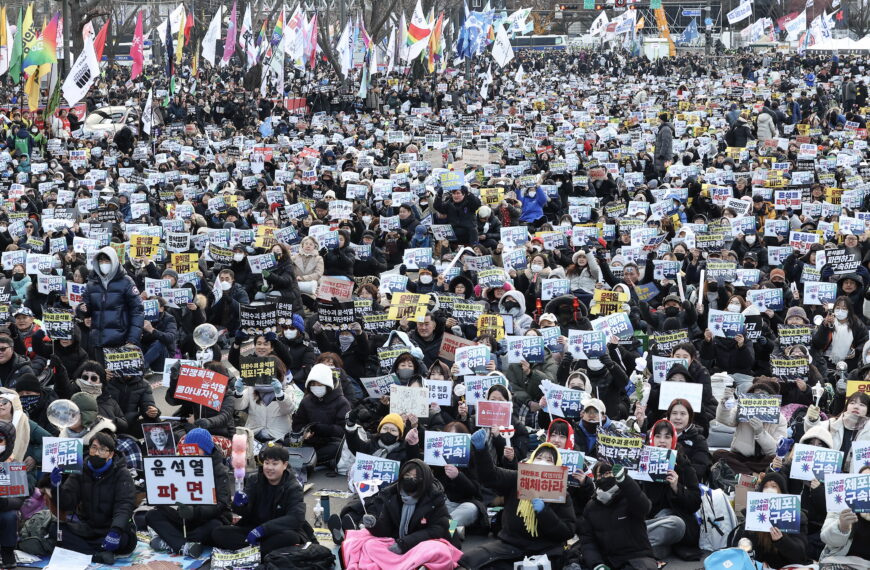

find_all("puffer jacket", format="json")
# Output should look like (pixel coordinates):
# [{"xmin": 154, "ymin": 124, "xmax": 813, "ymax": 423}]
[
  {"xmin": 58, "ymin": 457, "xmax": 136, "ymax": 538},
  {"xmin": 236, "ymin": 386, "xmax": 295, "ymax": 440},
  {"xmin": 104, "ymin": 375, "xmax": 158, "ymax": 437},
  {"xmin": 756, "ymin": 110, "xmax": 778, "ymax": 141},
  {"xmin": 262, "ymin": 256, "xmax": 304, "ymax": 313},
  {"xmin": 497, "ymin": 290, "xmax": 533, "ymax": 335},
  {"xmin": 84, "ymin": 246, "xmax": 144, "ymax": 348},
  {"xmin": 322, "ymin": 243, "xmax": 355, "ymax": 279},
  {"xmin": 290, "ymin": 386, "xmax": 350, "ymax": 440},
  {"xmin": 234, "ymin": 468, "xmax": 309, "ymax": 537}
]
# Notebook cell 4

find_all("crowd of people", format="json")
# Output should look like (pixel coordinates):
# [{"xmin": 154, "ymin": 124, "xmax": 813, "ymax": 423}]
[{"xmin": 0, "ymin": 44, "xmax": 869, "ymax": 570}]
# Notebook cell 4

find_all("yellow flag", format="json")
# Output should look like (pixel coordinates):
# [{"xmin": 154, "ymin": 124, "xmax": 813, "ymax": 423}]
[
  {"xmin": 0, "ymin": 7, "xmax": 7, "ymax": 50},
  {"xmin": 176, "ymin": 7, "xmax": 185, "ymax": 66},
  {"xmin": 24, "ymin": 62, "xmax": 48, "ymax": 111},
  {"xmin": 20, "ymin": 4, "xmax": 34, "ymax": 71}
]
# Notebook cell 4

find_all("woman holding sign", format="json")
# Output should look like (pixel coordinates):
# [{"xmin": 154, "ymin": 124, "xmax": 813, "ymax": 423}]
[
  {"xmin": 813, "ymin": 296, "xmax": 868, "ymax": 373},
  {"xmin": 0, "ymin": 421, "xmax": 22, "ymax": 568},
  {"xmin": 804, "ymin": 392, "xmax": 870, "ymax": 473},
  {"xmin": 820, "ymin": 465, "xmax": 870, "ymax": 566}
]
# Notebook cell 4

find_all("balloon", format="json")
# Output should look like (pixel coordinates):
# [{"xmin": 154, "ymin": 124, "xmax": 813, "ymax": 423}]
[
  {"xmin": 193, "ymin": 323, "xmax": 219, "ymax": 349},
  {"xmin": 47, "ymin": 399, "xmax": 80, "ymax": 429}
]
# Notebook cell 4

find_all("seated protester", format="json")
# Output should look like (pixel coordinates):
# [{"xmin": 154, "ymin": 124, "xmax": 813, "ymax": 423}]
[
  {"xmin": 103, "ymin": 367, "xmax": 160, "ymax": 439},
  {"xmin": 346, "ymin": 410, "xmax": 419, "ymax": 461},
  {"xmin": 211, "ymin": 443, "xmax": 314, "ymax": 556},
  {"xmin": 778, "ymin": 344, "xmax": 821, "ymax": 407},
  {"xmin": 473, "ymin": 382, "xmax": 530, "ymax": 468},
  {"xmin": 0, "ymin": 391, "xmax": 28, "ymax": 464},
  {"xmin": 232, "ymin": 374, "xmax": 295, "ymax": 443},
  {"xmin": 316, "ymin": 352, "xmax": 364, "ymax": 406},
  {"xmin": 505, "ymin": 335, "xmax": 559, "ymax": 420},
  {"xmin": 51, "ymin": 327, "xmax": 88, "ymax": 383},
  {"xmin": 291, "ymin": 363, "xmax": 351, "ymax": 469},
  {"xmin": 273, "ymin": 313, "xmax": 316, "ymax": 389},
  {"xmin": 341, "ymin": 459, "xmax": 460, "ymax": 568},
  {"xmin": 546, "ymin": 419, "xmax": 595, "ymax": 518},
  {"xmin": 14, "ymin": 373, "xmax": 57, "ymax": 435},
  {"xmin": 574, "ymin": 398, "xmax": 611, "ymax": 456},
  {"xmin": 498, "ymin": 290, "xmax": 533, "ymax": 335},
  {"xmin": 770, "ymin": 424, "xmax": 833, "ymax": 560},
  {"xmin": 0, "ymin": 421, "xmax": 23, "ymax": 568},
  {"xmin": 813, "ymin": 295, "xmax": 868, "ymax": 372},
  {"xmin": 391, "ymin": 351, "xmax": 426, "ymax": 387},
  {"xmin": 401, "ymin": 311, "xmax": 444, "ymax": 370},
  {"xmin": 0, "ymin": 333, "xmax": 35, "ymax": 389},
  {"xmin": 10, "ymin": 307, "xmax": 49, "ymax": 374},
  {"xmin": 310, "ymin": 322, "xmax": 370, "ymax": 381},
  {"xmin": 146, "ymin": 428, "xmax": 232, "ymax": 558},
  {"xmin": 52, "ymin": 359, "xmax": 128, "ymax": 433},
  {"xmin": 639, "ymin": 363, "xmax": 716, "ymax": 438},
  {"xmin": 207, "ymin": 269, "xmax": 250, "ymax": 339},
  {"xmin": 577, "ymin": 461, "xmax": 657, "ymax": 570},
  {"xmin": 228, "ymin": 333, "xmax": 288, "ymax": 379},
  {"xmin": 713, "ymin": 377, "xmax": 788, "ymax": 475},
  {"xmin": 46, "ymin": 432, "xmax": 136, "ymax": 565},
  {"xmin": 699, "ymin": 322, "xmax": 756, "ymax": 377},
  {"xmin": 820, "ymin": 466, "xmax": 870, "ymax": 567},
  {"xmin": 460, "ymin": 438, "xmax": 576, "ymax": 570},
  {"xmin": 730, "ymin": 471, "xmax": 810, "ymax": 568},
  {"xmin": 666, "ymin": 399, "xmax": 711, "ymax": 483},
  {"xmin": 165, "ymin": 362, "xmax": 235, "ymax": 441},
  {"xmin": 582, "ymin": 344, "xmax": 632, "ymax": 422},
  {"xmin": 433, "ymin": 421, "xmax": 485, "ymax": 531},
  {"xmin": 671, "ymin": 343, "xmax": 717, "ymax": 434},
  {"xmin": 642, "ymin": 420, "xmax": 703, "ymax": 561},
  {"xmin": 804, "ymin": 391, "xmax": 870, "ymax": 472},
  {"xmin": 141, "ymin": 297, "xmax": 178, "ymax": 374}
]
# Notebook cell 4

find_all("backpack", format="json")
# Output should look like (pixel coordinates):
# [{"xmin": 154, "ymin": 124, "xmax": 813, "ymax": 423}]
[
  {"xmin": 704, "ymin": 548, "xmax": 762, "ymax": 570},
  {"xmin": 710, "ymin": 457, "xmax": 739, "ymax": 493},
  {"xmin": 696, "ymin": 485, "xmax": 738, "ymax": 552},
  {"xmin": 256, "ymin": 543, "xmax": 334, "ymax": 570}
]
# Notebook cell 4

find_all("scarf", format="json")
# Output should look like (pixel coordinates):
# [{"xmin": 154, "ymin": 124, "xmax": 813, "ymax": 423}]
[
  {"xmin": 254, "ymin": 386, "xmax": 276, "ymax": 406},
  {"xmin": 76, "ymin": 379, "xmax": 103, "ymax": 396},
  {"xmin": 373, "ymin": 439, "xmax": 401, "ymax": 458},
  {"xmin": 398, "ymin": 492, "xmax": 418, "ymax": 539}
]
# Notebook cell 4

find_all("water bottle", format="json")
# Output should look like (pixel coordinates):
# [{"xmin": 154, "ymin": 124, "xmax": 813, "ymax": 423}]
[
  {"xmin": 320, "ymin": 494, "xmax": 331, "ymax": 522},
  {"xmin": 313, "ymin": 502, "xmax": 323, "ymax": 528}
]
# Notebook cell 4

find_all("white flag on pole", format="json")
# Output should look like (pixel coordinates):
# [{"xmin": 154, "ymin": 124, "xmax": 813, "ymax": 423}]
[
  {"xmin": 62, "ymin": 37, "xmax": 100, "ymax": 107},
  {"xmin": 202, "ymin": 7, "xmax": 223, "ymax": 67},
  {"xmin": 492, "ymin": 23, "xmax": 514, "ymax": 68},
  {"xmin": 142, "ymin": 89, "xmax": 154, "ymax": 135}
]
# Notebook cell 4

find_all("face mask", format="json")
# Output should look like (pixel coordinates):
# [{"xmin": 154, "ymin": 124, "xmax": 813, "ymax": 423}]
[
  {"xmin": 233, "ymin": 253, "xmax": 245, "ymax": 262},
  {"xmin": 339, "ymin": 334, "xmax": 354, "ymax": 351},
  {"xmin": 675, "ymin": 253, "xmax": 686, "ymax": 261},
  {"xmin": 362, "ymin": 216, "xmax": 372, "ymax": 225},
  {"xmin": 13, "ymin": 274, "xmax": 23, "ymax": 281},
  {"xmin": 284, "ymin": 329, "xmax": 298, "ymax": 340},
  {"xmin": 531, "ymin": 263, "xmax": 544, "ymax": 273},
  {"xmin": 20, "ymin": 394, "xmax": 39, "ymax": 414},
  {"xmin": 762, "ymin": 487, "xmax": 779, "ymax": 494},
  {"xmin": 532, "ymin": 459, "xmax": 554, "ymax": 466},
  {"xmin": 99, "ymin": 262, "xmax": 112, "ymax": 274},
  {"xmin": 745, "ymin": 235, "xmax": 756, "ymax": 245},
  {"xmin": 397, "ymin": 368, "xmax": 414, "ymax": 380},
  {"xmin": 587, "ymin": 358, "xmax": 604, "ymax": 371},
  {"xmin": 400, "ymin": 478, "xmax": 420, "ymax": 495},
  {"xmin": 310, "ymin": 385, "xmax": 327, "ymax": 398},
  {"xmin": 528, "ymin": 191, "xmax": 537, "ymax": 198},
  {"xmin": 560, "ymin": 222, "xmax": 571, "ymax": 228},
  {"xmin": 0, "ymin": 444, "xmax": 4, "ymax": 454},
  {"xmin": 220, "ymin": 280, "xmax": 232, "ymax": 291},
  {"xmin": 76, "ymin": 378, "xmax": 102, "ymax": 396},
  {"xmin": 380, "ymin": 432, "xmax": 398, "ymax": 446},
  {"xmin": 88, "ymin": 456, "xmax": 109, "ymax": 470},
  {"xmin": 665, "ymin": 306, "xmax": 679, "ymax": 317},
  {"xmin": 727, "ymin": 303, "xmax": 741, "ymax": 313},
  {"xmin": 419, "ymin": 275, "xmax": 432, "ymax": 284},
  {"xmin": 835, "ymin": 309, "xmax": 848, "ymax": 320}
]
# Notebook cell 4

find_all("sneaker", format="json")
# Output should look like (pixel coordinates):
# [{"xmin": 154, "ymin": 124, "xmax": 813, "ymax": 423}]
[
  {"xmin": 327, "ymin": 514, "xmax": 345, "ymax": 544},
  {"xmin": 150, "ymin": 536, "xmax": 172, "ymax": 552},
  {"xmin": 93, "ymin": 551, "xmax": 115, "ymax": 565},
  {"xmin": 182, "ymin": 542, "xmax": 204, "ymax": 558},
  {"xmin": 341, "ymin": 513, "xmax": 358, "ymax": 531}
]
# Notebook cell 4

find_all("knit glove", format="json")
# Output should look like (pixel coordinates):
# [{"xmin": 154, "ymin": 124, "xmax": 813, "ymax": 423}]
[
  {"xmin": 246, "ymin": 525, "xmax": 265, "ymax": 545},
  {"xmin": 806, "ymin": 404, "xmax": 821, "ymax": 422},
  {"xmin": 748, "ymin": 417, "xmax": 764, "ymax": 436},
  {"xmin": 233, "ymin": 491, "xmax": 248, "ymax": 507},
  {"xmin": 50, "ymin": 467, "xmax": 62, "ymax": 487},
  {"xmin": 271, "ymin": 379, "xmax": 284, "ymax": 398},
  {"xmin": 102, "ymin": 529, "xmax": 122, "ymax": 552},
  {"xmin": 388, "ymin": 542, "xmax": 403, "ymax": 554},
  {"xmin": 362, "ymin": 514, "xmax": 376, "ymax": 529},
  {"xmin": 470, "ymin": 428, "xmax": 487, "ymax": 450},
  {"xmin": 233, "ymin": 377, "xmax": 245, "ymax": 396},
  {"xmin": 532, "ymin": 498, "xmax": 545, "ymax": 513}
]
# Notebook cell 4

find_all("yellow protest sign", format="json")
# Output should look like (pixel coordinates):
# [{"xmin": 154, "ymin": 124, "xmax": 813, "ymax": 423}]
[
  {"xmin": 386, "ymin": 293, "xmax": 430, "ymax": 322},
  {"xmin": 130, "ymin": 235, "xmax": 160, "ymax": 260},
  {"xmin": 254, "ymin": 225, "xmax": 277, "ymax": 248},
  {"xmin": 171, "ymin": 253, "xmax": 199, "ymax": 274},
  {"xmin": 477, "ymin": 314, "xmax": 505, "ymax": 341}
]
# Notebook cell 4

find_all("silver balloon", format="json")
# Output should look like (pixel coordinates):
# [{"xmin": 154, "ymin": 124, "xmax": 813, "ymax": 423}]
[
  {"xmin": 47, "ymin": 399, "xmax": 80, "ymax": 429},
  {"xmin": 193, "ymin": 324, "xmax": 219, "ymax": 349}
]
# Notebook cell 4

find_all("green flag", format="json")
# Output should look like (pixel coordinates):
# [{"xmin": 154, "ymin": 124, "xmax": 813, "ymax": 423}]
[
  {"xmin": 9, "ymin": 7, "xmax": 21, "ymax": 84},
  {"xmin": 43, "ymin": 73, "xmax": 61, "ymax": 123}
]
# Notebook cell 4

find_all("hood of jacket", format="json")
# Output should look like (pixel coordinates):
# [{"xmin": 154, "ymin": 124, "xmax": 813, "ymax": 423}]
[
  {"xmin": 498, "ymin": 289, "xmax": 527, "ymax": 314},
  {"xmin": 94, "ymin": 246, "xmax": 121, "ymax": 282}
]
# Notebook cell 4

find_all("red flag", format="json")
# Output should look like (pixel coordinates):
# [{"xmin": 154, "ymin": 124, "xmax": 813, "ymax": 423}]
[
  {"xmin": 93, "ymin": 18, "xmax": 109, "ymax": 62},
  {"xmin": 184, "ymin": 11, "xmax": 194, "ymax": 41},
  {"xmin": 130, "ymin": 10, "xmax": 144, "ymax": 79}
]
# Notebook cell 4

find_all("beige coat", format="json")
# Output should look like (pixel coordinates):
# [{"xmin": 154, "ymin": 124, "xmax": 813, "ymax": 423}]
[
  {"xmin": 716, "ymin": 399, "xmax": 788, "ymax": 456},
  {"xmin": 292, "ymin": 251, "xmax": 324, "ymax": 283}
]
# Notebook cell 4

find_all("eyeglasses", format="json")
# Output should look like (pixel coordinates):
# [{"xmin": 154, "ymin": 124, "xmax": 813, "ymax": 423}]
[
  {"xmin": 0, "ymin": 346, "xmax": 12, "ymax": 352},
  {"xmin": 89, "ymin": 444, "xmax": 112, "ymax": 455}
]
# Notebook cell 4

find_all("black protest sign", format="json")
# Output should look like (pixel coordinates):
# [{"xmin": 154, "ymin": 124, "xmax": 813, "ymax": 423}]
[
  {"xmin": 743, "ymin": 315, "xmax": 763, "ymax": 341},
  {"xmin": 239, "ymin": 303, "xmax": 277, "ymax": 335},
  {"xmin": 208, "ymin": 242, "xmax": 235, "ymax": 264},
  {"xmin": 651, "ymin": 329, "xmax": 689, "ymax": 356},
  {"xmin": 240, "ymin": 356, "xmax": 277, "ymax": 386},
  {"xmin": 103, "ymin": 346, "xmax": 145, "ymax": 375},
  {"xmin": 275, "ymin": 301, "xmax": 295, "ymax": 325},
  {"xmin": 771, "ymin": 356, "xmax": 810, "ymax": 381},
  {"xmin": 824, "ymin": 247, "xmax": 860, "ymax": 275},
  {"xmin": 42, "ymin": 307, "xmax": 74, "ymax": 340},
  {"xmin": 317, "ymin": 300, "xmax": 355, "ymax": 330},
  {"xmin": 779, "ymin": 325, "xmax": 813, "ymax": 347}
]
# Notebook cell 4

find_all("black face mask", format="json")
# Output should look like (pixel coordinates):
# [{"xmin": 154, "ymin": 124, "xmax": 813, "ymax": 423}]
[
  {"xmin": 665, "ymin": 306, "xmax": 679, "ymax": 317},
  {"xmin": 400, "ymin": 477, "xmax": 421, "ymax": 495},
  {"xmin": 674, "ymin": 253, "xmax": 686, "ymax": 261},
  {"xmin": 88, "ymin": 456, "xmax": 108, "ymax": 470},
  {"xmin": 596, "ymin": 476, "xmax": 616, "ymax": 492},
  {"xmin": 380, "ymin": 433, "xmax": 398, "ymax": 446},
  {"xmin": 12, "ymin": 274, "xmax": 23, "ymax": 281}
]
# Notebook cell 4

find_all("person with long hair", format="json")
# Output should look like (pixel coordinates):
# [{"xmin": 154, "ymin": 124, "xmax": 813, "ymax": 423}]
[
  {"xmin": 805, "ymin": 392, "xmax": 870, "ymax": 472},
  {"xmin": 813, "ymin": 296, "xmax": 868, "ymax": 372}
]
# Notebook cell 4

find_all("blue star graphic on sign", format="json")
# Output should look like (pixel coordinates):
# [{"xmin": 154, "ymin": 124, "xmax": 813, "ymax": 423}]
[{"xmin": 757, "ymin": 513, "xmax": 767, "ymax": 523}]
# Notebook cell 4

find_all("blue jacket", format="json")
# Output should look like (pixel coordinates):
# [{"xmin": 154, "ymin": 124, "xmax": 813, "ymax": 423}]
[
  {"xmin": 84, "ymin": 246, "xmax": 145, "ymax": 348},
  {"xmin": 519, "ymin": 187, "xmax": 548, "ymax": 223}
]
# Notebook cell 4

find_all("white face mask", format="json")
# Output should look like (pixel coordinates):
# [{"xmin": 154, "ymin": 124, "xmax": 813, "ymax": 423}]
[
  {"xmin": 587, "ymin": 358, "xmax": 604, "ymax": 371},
  {"xmin": 0, "ymin": 444, "xmax": 5, "ymax": 454},
  {"xmin": 233, "ymin": 253, "xmax": 245, "ymax": 262},
  {"xmin": 310, "ymin": 385, "xmax": 327, "ymax": 398},
  {"xmin": 762, "ymin": 487, "xmax": 779, "ymax": 494},
  {"xmin": 531, "ymin": 263, "xmax": 544, "ymax": 273},
  {"xmin": 835, "ymin": 309, "xmax": 848, "ymax": 321},
  {"xmin": 532, "ymin": 459, "xmax": 554, "ymax": 466},
  {"xmin": 528, "ymin": 191, "xmax": 537, "ymax": 198},
  {"xmin": 99, "ymin": 262, "xmax": 112, "ymax": 274},
  {"xmin": 745, "ymin": 235, "xmax": 756, "ymax": 245},
  {"xmin": 727, "ymin": 303, "xmax": 741, "ymax": 313},
  {"xmin": 220, "ymin": 280, "xmax": 232, "ymax": 291},
  {"xmin": 419, "ymin": 275, "xmax": 432, "ymax": 284},
  {"xmin": 560, "ymin": 222, "xmax": 571, "ymax": 228},
  {"xmin": 284, "ymin": 329, "xmax": 298, "ymax": 340},
  {"xmin": 362, "ymin": 215, "xmax": 372, "ymax": 225}
]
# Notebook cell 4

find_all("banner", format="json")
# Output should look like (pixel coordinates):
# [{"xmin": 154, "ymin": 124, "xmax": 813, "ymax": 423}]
[
  {"xmin": 423, "ymin": 431, "xmax": 471, "ymax": 466},
  {"xmin": 517, "ymin": 463, "xmax": 568, "ymax": 502},
  {"xmin": 144, "ymin": 456, "xmax": 217, "ymax": 504},
  {"xmin": 174, "ymin": 365, "xmax": 228, "ymax": 410},
  {"xmin": 211, "ymin": 546, "xmax": 261, "ymax": 570},
  {"xmin": 727, "ymin": 1, "xmax": 752, "ymax": 24}
]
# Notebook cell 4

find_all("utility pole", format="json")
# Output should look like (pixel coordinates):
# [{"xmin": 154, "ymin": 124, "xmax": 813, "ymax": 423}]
[{"xmin": 61, "ymin": 0, "xmax": 70, "ymax": 75}]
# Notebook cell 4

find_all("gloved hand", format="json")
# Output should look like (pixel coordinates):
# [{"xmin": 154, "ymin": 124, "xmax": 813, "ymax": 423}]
[
  {"xmin": 233, "ymin": 491, "xmax": 248, "ymax": 507},
  {"xmin": 634, "ymin": 356, "xmax": 647, "ymax": 372},
  {"xmin": 311, "ymin": 321, "xmax": 323, "ymax": 335},
  {"xmin": 233, "ymin": 377, "xmax": 245, "ymax": 396},
  {"xmin": 102, "ymin": 529, "xmax": 122, "ymax": 552},
  {"xmin": 271, "ymin": 379, "xmax": 284, "ymax": 398},
  {"xmin": 245, "ymin": 526, "xmax": 265, "ymax": 545},
  {"xmin": 722, "ymin": 386, "xmax": 735, "ymax": 402},
  {"xmin": 593, "ymin": 565, "xmax": 611, "ymax": 570},
  {"xmin": 362, "ymin": 514, "xmax": 376, "ymax": 529},
  {"xmin": 235, "ymin": 330, "xmax": 249, "ymax": 342},
  {"xmin": 807, "ymin": 404, "xmax": 821, "ymax": 422},
  {"xmin": 612, "ymin": 464, "xmax": 625, "ymax": 483},
  {"xmin": 177, "ymin": 504, "xmax": 195, "ymax": 521},
  {"xmin": 50, "ymin": 467, "xmax": 62, "ymax": 487},
  {"xmin": 470, "ymin": 428, "xmax": 487, "ymax": 451},
  {"xmin": 532, "ymin": 498, "xmax": 545, "ymax": 513},
  {"xmin": 776, "ymin": 437, "xmax": 794, "ymax": 458},
  {"xmin": 748, "ymin": 417, "xmax": 764, "ymax": 436},
  {"xmin": 264, "ymin": 331, "xmax": 277, "ymax": 342},
  {"xmin": 261, "ymin": 269, "xmax": 271, "ymax": 279},
  {"xmin": 346, "ymin": 408, "xmax": 360, "ymax": 428},
  {"xmin": 388, "ymin": 542, "xmax": 403, "ymax": 554},
  {"xmin": 194, "ymin": 418, "xmax": 210, "ymax": 429}
]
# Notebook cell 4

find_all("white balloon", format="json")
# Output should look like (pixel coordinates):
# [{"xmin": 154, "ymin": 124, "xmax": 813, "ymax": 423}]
[
  {"xmin": 193, "ymin": 323, "xmax": 219, "ymax": 348},
  {"xmin": 47, "ymin": 399, "xmax": 80, "ymax": 429}
]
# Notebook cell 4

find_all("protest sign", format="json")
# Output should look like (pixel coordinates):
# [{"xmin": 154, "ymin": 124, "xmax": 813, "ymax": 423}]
[
  {"xmin": 476, "ymin": 400, "xmax": 513, "ymax": 428},
  {"xmin": 352, "ymin": 453, "xmax": 400, "ymax": 484},
  {"xmin": 317, "ymin": 300, "xmax": 356, "ymax": 330},
  {"xmin": 211, "ymin": 546, "xmax": 261, "ymax": 570},
  {"xmin": 517, "ymin": 463, "xmax": 569, "ymax": 503},
  {"xmin": 505, "ymin": 335, "xmax": 545, "ymax": 364},
  {"xmin": 542, "ymin": 278, "xmax": 570, "ymax": 300},
  {"xmin": 41, "ymin": 307, "xmax": 74, "ymax": 340},
  {"xmin": 377, "ymin": 347, "xmax": 409, "ymax": 370},
  {"xmin": 738, "ymin": 394, "xmax": 783, "ymax": 423},
  {"xmin": 103, "ymin": 346, "xmax": 145, "ymax": 376},
  {"xmin": 541, "ymin": 379, "xmax": 585, "ymax": 419},
  {"xmin": 804, "ymin": 281, "xmax": 838, "ymax": 306},
  {"xmin": 423, "ymin": 432, "xmax": 471, "ymax": 467},
  {"xmin": 708, "ymin": 309, "xmax": 745, "ymax": 338},
  {"xmin": 144, "ymin": 457, "xmax": 217, "ymax": 504},
  {"xmin": 820, "ymin": 247, "xmax": 861, "ymax": 275},
  {"xmin": 386, "ymin": 292, "xmax": 430, "ymax": 322},
  {"xmin": 316, "ymin": 276, "xmax": 354, "ymax": 302},
  {"xmin": 42, "ymin": 437, "xmax": 83, "ymax": 473},
  {"xmin": 239, "ymin": 356, "xmax": 277, "ymax": 386},
  {"xmin": 851, "ymin": 441, "xmax": 870, "ymax": 473},
  {"xmin": 631, "ymin": 446, "xmax": 677, "ymax": 483},
  {"xmin": 142, "ymin": 423, "xmax": 177, "ymax": 456},
  {"xmin": 790, "ymin": 443, "xmax": 844, "ymax": 481},
  {"xmin": 658, "ymin": 381, "xmax": 703, "ymax": 412},
  {"xmin": 596, "ymin": 425, "xmax": 644, "ymax": 469},
  {"xmin": 826, "ymin": 473, "xmax": 870, "ymax": 513},
  {"xmin": 0, "ymin": 462, "xmax": 29, "ymax": 497},
  {"xmin": 130, "ymin": 234, "xmax": 160, "ymax": 259},
  {"xmin": 452, "ymin": 302, "xmax": 486, "ymax": 325},
  {"xmin": 424, "ymin": 379, "xmax": 453, "ymax": 406},
  {"xmin": 464, "ymin": 375, "xmax": 508, "ymax": 406},
  {"xmin": 239, "ymin": 303, "xmax": 277, "ymax": 335},
  {"xmin": 438, "ymin": 333, "xmax": 476, "ymax": 363},
  {"xmin": 847, "ymin": 380, "xmax": 870, "ymax": 397},
  {"xmin": 173, "ymin": 365, "xmax": 229, "ymax": 410},
  {"xmin": 567, "ymin": 329, "xmax": 607, "ymax": 359},
  {"xmin": 591, "ymin": 312, "xmax": 634, "ymax": 341},
  {"xmin": 747, "ymin": 288, "xmax": 784, "ymax": 312},
  {"xmin": 455, "ymin": 345, "xmax": 490, "ymax": 375},
  {"xmin": 745, "ymin": 492, "xmax": 802, "ymax": 533},
  {"xmin": 360, "ymin": 374, "xmax": 400, "ymax": 398},
  {"xmin": 561, "ymin": 450, "xmax": 586, "ymax": 481},
  {"xmin": 389, "ymin": 385, "xmax": 429, "ymax": 417},
  {"xmin": 778, "ymin": 325, "xmax": 813, "ymax": 346},
  {"xmin": 651, "ymin": 356, "xmax": 689, "ymax": 384},
  {"xmin": 770, "ymin": 357, "xmax": 810, "ymax": 381},
  {"xmin": 477, "ymin": 314, "xmax": 506, "ymax": 342}
]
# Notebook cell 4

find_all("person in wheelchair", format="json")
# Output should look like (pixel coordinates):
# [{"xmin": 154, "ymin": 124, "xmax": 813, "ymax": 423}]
[{"xmin": 145, "ymin": 428, "xmax": 232, "ymax": 558}]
